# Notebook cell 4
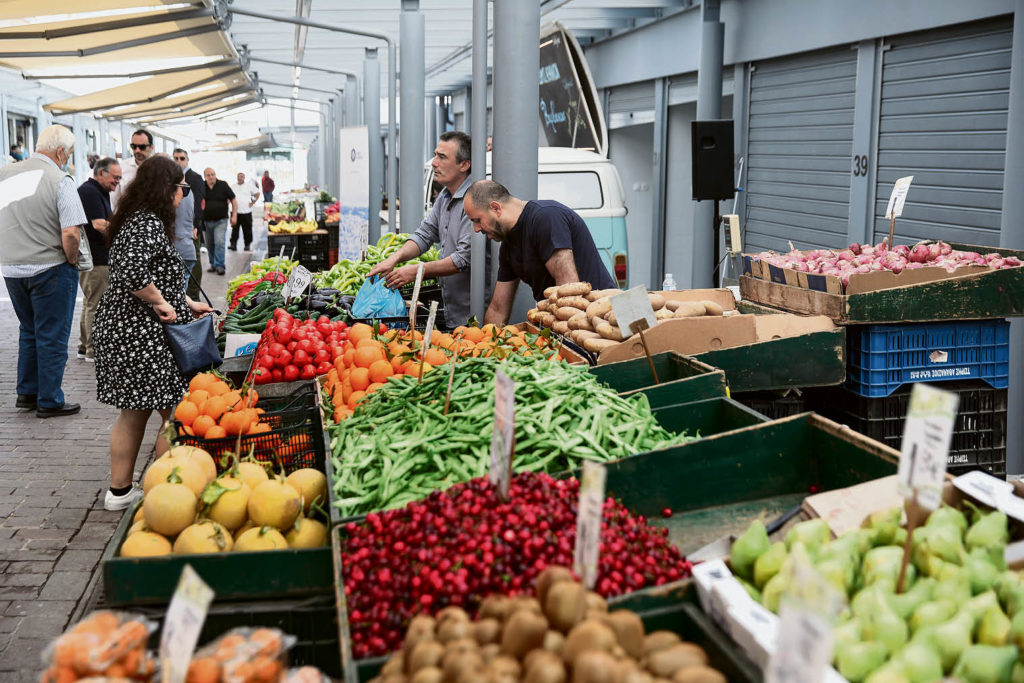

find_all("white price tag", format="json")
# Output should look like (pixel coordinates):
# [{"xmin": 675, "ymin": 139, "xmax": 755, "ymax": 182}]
[
  {"xmin": 766, "ymin": 604, "xmax": 833, "ymax": 683},
  {"xmin": 573, "ymin": 461, "xmax": 607, "ymax": 589},
  {"xmin": 159, "ymin": 565, "xmax": 214, "ymax": 683},
  {"xmin": 489, "ymin": 369, "xmax": 515, "ymax": 500},
  {"xmin": 422, "ymin": 300, "xmax": 439, "ymax": 351},
  {"xmin": 281, "ymin": 264, "xmax": 313, "ymax": 301},
  {"xmin": 953, "ymin": 470, "xmax": 1014, "ymax": 510},
  {"xmin": 409, "ymin": 263, "xmax": 425, "ymax": 329},
  {"xmin": 609, "ymin": 285, "xmax": 657, "ymax": 340},
  {"xmin": 884, "ymin": 175, "xmax": 914, "ymax": 219},
  {"xmin": 898, "ymin": 383, "xmax": 957, "ymax": 510}
]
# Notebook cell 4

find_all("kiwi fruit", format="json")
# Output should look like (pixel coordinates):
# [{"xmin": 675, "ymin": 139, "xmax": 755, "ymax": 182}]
[
  {"xmin": 561, "ymin": 619, "xmax": 617, "ymax": 665},
  {"xmin": 407, "ymin": 640, "xmax": 444, "ymax": 674},
  {"xmin": 672, "ymin": 666, "xmax": 727, "ymax": 683},
  {"xmin": 438, "ymin": 619, "xmax": 472, "ymax": 644},
  {"xmin": 572, "ymin": 650, "xmax": 618, "ymax": 683},
  {"xmin": 472, "ymin": 618, "xmax": 502, "ymax": 645},
  {"xmin": 646, "ymin": 644, "xmax": 708, "ymax": 678},
  {"xmin": 643, "ymin": 631, "xmax": 682, "ymax": 655},
  {"xmin": 479, "ymin": 595, "xmax": 512, "ymax": 622},
  {"xmin": 603, "ymin": 610, "xmax": 645, "ymax": 659},
  {"xmin": 411, "ymin": 666, "xmax": 443, "ymax": 683},
  {"xmin": 500, "ymin": 610, "xmax": 549, "ymax": 658},
  {"xmin": 584, "ymin": 592, "xmax": 608, "ymax": 614},
  {"xmin": 543, "ymin": 629, "xmax": 565, "ymax": 654},
  {"xmin": 544, "ymin": 580, "xmax": 588, "ymax": 633},
  {"xmin": 523, "ymin": 650, "xmax": 567, "ymax": 683}
]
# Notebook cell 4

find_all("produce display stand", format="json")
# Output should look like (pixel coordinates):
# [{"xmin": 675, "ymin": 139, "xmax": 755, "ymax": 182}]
[
  {"xmin": 268, "ymin": 230, "xmax": 331, "ymax": 272},
  {"xmin": 739, "ymin": 242, "xmax": 1024, "ymax": 324},
  {"xmin": 331, "ymin": 410, "xmax": 897, "ymax": 682}
]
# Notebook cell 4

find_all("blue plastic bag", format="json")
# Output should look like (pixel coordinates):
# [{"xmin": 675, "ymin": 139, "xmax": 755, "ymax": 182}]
[{"xmin": 351, "ymin": 276, "xmax": 408, "ymax": 319}]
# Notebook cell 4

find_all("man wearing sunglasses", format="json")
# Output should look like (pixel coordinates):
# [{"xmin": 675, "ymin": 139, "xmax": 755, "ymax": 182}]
[
  {"xmin": 75, "ymin": 157, "xmax": 120, "ymax": 362},
  {"xmin": 110, "ymin": 129, "xmax": 153, "ymax": 211},
  {"xmin": 173, "ymin": 148, "xmax": 205, "ymax": 298}
]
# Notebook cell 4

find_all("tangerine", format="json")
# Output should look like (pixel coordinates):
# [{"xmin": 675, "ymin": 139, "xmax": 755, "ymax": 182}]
[
  {"xmin": 367, "ymin": 359, "xmax": 394, "ymax": 384},
  {"xmin": 422, "ymin": 348, "xmax": 448, "ymax": 366},
  {"xmin": 366, "ymin": 382, "xmax": 385, "ymax": 394},
  {"xmin": 347, "ymin": 322, "xmax": 375, "ymax": 345},
  {"xmin": 353, "ymin": 345, "xmax": 385, "ymax": 368},
  {"xmin": 391, "ymin": 355, "xmax": 406, "ymax": 374},
  {"xmin": 185, "ymin": 657, "xmax": 220, "ymax": 683},
  {"xmin": 192, "ymin": 415, "xmax": 215, "ymax": 438},
  {"xmin": 349, "ymin": 367, "xmax": 370, "ymax": 392},
  {"xmin": 189, "ymin": 373, "xmax": 216, "ymax": 392},
  {"xmin": 188, "ymin": 389, "xmax": 210, "ymax": 407},
  {"xmin": 206, "ymin": 380, "xmax": 230, "ymax": 397},
  {"xmin": 175, "ymin": 400, "xmax": 199, "ymax": 427},
  {"xmin": 202, "ymin": 395, "xmax": 227, "ymax": 421},
  {"xmin": 204, "ymin": 425, "xmax": 227, "ymax": 440},
  {"xmin": 347, "ymin": 391, "xmax": 366, "ymax": 410},
  {"xmin": 462, "ymin": 326, "xmax": 485, "ymax": 343}
]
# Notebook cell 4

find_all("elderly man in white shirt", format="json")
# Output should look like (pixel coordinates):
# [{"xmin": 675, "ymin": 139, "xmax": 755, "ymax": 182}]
[{"xmin": 228, "ymin": 171, "xmax": 260, "ymax": 251}]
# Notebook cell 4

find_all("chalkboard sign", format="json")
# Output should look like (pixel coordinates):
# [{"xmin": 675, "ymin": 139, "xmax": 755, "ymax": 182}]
[{"xmin": 539, "ymin": 24, "xmax": 604, "ymax": 155}]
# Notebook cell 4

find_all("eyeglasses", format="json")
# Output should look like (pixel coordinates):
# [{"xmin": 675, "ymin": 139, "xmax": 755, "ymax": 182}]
[
  {"xmin": 175, "ymin": 182, "xmax": 191, "ymax": 197},
  {"xmin": 173, "ymin": 156, "xmax": 187, "ymax": 161},
  {"xmin": 129, "ymin": 143, "xmax": 150, "ymax": 150}
]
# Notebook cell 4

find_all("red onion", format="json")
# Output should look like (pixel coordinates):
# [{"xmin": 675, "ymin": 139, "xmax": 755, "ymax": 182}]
[
  {"xmin": 909, "ymin": 244, "xmax": 930, "ymax": 263},
  {"xmin": 939, "ymin": 241, "xmax": 952, "ymax": 256},
  {"xmin": 849, "ymin": 243, "xmax": 862, "ymax": 255}
]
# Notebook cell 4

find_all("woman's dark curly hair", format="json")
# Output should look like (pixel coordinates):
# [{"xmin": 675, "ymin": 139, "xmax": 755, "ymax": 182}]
[{"xmin": 107, "ymin": 154, "xmax": 183, "ymax": 246}]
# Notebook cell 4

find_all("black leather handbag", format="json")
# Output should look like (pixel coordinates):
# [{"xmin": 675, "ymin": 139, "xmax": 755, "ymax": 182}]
[{"xmin": 156, "ymin": 257, "xmax": 222, "ymax": 376}]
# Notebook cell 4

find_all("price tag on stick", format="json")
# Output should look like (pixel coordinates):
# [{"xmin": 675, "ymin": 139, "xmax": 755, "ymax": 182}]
[
  {"xmin": 609, "ymin": 286, "xmax": 659, "ymax": 384},
  {"xmin": 443, "ymin": 355, "xmax": 458, "ymax": 416},
  {"xmin": 281, "ymin": 264, "xmax": 312, "ymax": 301},
  {"xmin": 884, "ymin": 175, "xmax": 914, "ymax": 247},
  {"xmin": 573, "ymin": 462, "xmax": 607, "ymax": 589},
  {"xmin": 489, "ymin": 369, "xmax": 515, "ymax": 501},
  {"xmin": 416, "ymin": 300, "xmax": 439, "ymax": 382},
  {"xmin": 160, "ymin": 565, "xmax": 214, "ymax": 683},
  {"xmin": 409, "ymin": 263, "xmax": 425, "ymax": 330},
  {"xmin": 895, "ymin": 382, "xmax": 957, "ymax": 592}
]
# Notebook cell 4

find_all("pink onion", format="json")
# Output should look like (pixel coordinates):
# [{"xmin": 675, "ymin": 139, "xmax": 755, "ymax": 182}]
[
  {"xmin": 990, "ymin": 258, "xmax": 1006, "ymax": 268},
  {"xmin": 849, "ymin": 243, "xmax": 862, "ymax": 255},
  {"xmin": 939, "ymin": 241, "xmax": 952, "ymax": 256},
  {"xmin": 907, "ymin": 262, "xmax": 924, "ymax": 270},
  {"xmin": 1004, "ymin": 256, "xmax": 1021, "ymax": 267},
  {"xmin": 894, "ymin": 244, "xmax": 910, "ymax": 257},
  {"xmin": 909, "ymin": 244, "xmax": 930, "ymax": 263},
  {"xmin": 929, "ymin": 243, "xmax": 941, "ymax": 260}
]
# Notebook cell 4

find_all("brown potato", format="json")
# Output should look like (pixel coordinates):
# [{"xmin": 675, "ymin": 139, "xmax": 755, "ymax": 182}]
[
  {"xmin": 665, "ymin": 300, "xmax": 683, "ymax": 312},
  {"xmin": 673, "ymin": 302, "xmax": 706, "ymax": 318},
  {"xmin": 655, "ymin": 308, "xmax": 675, "ymax": 321},
  {"xmin": 556, "ymin": 295, "xmax": 591, "ymax": 310},
  {"xmin": 698, "ymin": 300, "xmax": 724, "ymax": 316},
  {"xmin": 648, "ymin": 293, "xmax": 666, "ymax": 310},
  {"xmin": 671, "ymin": 666, "xmax": 727, "ymax": 683},
  {"xmin": 556, "ymin": 282, "xmax": 591, "ymax": 298},
  {"xmin": 537, "ymin": 299, "xmax": 553, "ymax": 313},
  {"xmin": 585, "ymin": 299, "xmax": 611, "ymax": 319},
  {"xmin": 552, "ymin": 320, "xmax": 570, "ymax": 335},
  {"xmin": 538, "ymin": 312, "xmax": 557, "ymax": 328},
  {"xmin": 595, "ymin": 322, "xmax": 622, "ymax": 341},
  {"xmin": 568, "ymin": 313, "xmax": 594, "ymax": 332},
  {"xmin": 583, "ymin": 338, "xmax": 618, "ymax": 353},
  {"xmin": 570, "ymin": 330, "xmax": 601, "ymax": 345},
  {"xmin": 555, "ymin": 306, "xmax": 585, "ymax": 322},
  {"xmin": 589, "ymin": 288, "xmax": 622, "ymax": 301},
  {"xmin": 526, "ymin": 308, "xmax": 541, "ymax": 324},
  {"xmin": 543, "ymin": 286, "xmax": 559, "ymax": 300}
]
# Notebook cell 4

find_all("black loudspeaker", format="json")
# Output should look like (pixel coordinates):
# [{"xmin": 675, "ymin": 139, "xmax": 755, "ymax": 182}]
[{"xmin": 691, "ymin": 119, "xmax": 735, "ymax": 201}]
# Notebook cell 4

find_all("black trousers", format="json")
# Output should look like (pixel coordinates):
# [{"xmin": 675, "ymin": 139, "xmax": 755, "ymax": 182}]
[{"xmin": 230, "ymin": 213, "xmax": 253, "ymax": 248}]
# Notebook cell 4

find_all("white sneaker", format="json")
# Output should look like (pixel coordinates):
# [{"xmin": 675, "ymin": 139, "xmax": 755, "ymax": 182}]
[
  {"xmin": 104, "ymin": 487, "xmax": 142, "ymax": 511},
  {"xmin": 200, "ymin": 246, "xmax": 208, "ymax": 254},
  {"xmin": 84, "ymin": 356, "xmax": 95, "ymax": 363}
]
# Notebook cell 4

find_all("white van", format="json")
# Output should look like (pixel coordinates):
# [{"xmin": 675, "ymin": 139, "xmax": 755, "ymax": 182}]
[{"xmin": 424, "ymin": 147, "xmax": 630, "ymax": 288}]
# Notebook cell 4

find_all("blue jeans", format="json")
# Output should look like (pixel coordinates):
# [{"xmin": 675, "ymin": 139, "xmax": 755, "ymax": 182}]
[
  {"xmin": 263, "ymin": 191, "xmax": 273, "ymax": 203},
  {"xmin": 5, "ymin": 262, "xmax": 78, "ymax": 408},
  {"xmin": 182, "ymin": 258, "xmax": 196, "ymax": 289},
  {"xmin": 205, "ymin": 218, "xmax": 228, "ymax": 270}
]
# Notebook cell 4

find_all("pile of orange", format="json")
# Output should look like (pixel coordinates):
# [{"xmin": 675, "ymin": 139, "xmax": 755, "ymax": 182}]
[
  {"xmin": 174, "ymin": 371, "xmax": 264, "ymax": 440},
  {"xmin": 322, "ymin": 322, "xmax": 562, "ymax": 422},
  {"xmin": 41, "ymin": 611, "xmax": 154, "ymax": 682},
  {"xmin": 185, "ymin": 627, "xmax": 286, "ymax": 683}
]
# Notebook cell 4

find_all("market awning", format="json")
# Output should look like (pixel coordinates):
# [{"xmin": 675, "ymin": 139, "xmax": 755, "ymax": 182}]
[
  {"xmin": 197, "ymin": 134, "xmax": 279, "ymax": 153},
  {"xmin": 130, "ymin": 92, "xmax": 258, "ymax": 125}
]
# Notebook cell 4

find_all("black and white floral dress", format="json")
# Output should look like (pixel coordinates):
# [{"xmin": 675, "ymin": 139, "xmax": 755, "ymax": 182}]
[{"xmin": 94, "ymin": 210, "xmax": 191, "ymax": 410}]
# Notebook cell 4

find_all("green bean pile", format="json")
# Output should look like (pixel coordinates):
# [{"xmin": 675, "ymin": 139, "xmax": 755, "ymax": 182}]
[{"xmin": 328, "ymin": 355, "xmax": 692, "ymax": 517}]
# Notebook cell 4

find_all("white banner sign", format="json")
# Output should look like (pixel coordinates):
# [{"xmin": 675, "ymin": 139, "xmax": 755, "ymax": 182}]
[{"xmin": 338, "ymin": 126, "xmax": 370, "ymax": 260}]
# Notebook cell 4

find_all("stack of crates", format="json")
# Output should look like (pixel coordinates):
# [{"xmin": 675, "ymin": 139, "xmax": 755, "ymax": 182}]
[
  {"xmin": 809, "ymin": 319, "xmax": 1010, "ymax": 478},
  {"xmin": 268, "ymin": 231, "xmax": 330, "ymax": 271}
]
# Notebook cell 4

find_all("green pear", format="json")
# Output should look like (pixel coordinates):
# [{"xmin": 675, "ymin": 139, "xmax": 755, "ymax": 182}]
[
  {"xmin": 996, "ymin": 571, "xmax": 1024, "ymax": 607},
  {"xmin": 1012, "ymin": 661, "xmax": 1024, "ymax": 683},
  {"xmin": 964, "ymin": 548, "xmax": 1003, "ymax": 595},
  {"xmin": 862, "ymin": 608, "xmax": 909, "ymax": 655},
  {"xmin": 731, "ymin": 519, "xmax": 770, "ymax": 581},
  {"xmin": 815, "ymin": 558, "xmax": 852, "ymax": 597},
  {"xmin": 911, "ymin": 523, "xmax": 965, "ymax": 573},
  {"xmin": 864, "ymin": 545, "xmax": 915, "ymax": 588},
  {"xmin": 834, "ymin": 617, "xmax": 864, "ymax": 651},
  {"xmin": 962, "ymin": 591, "xmax": 1002, "ymax": 630},
  {"xmin": 926, "ymin": 505, "xmax": 968, "ymax": 533},
  {"xmin": 853, "ymin": 585, "xmax": 896, "ymax": 619},
  {"xmin": 965, "ymin": 508, "xmax": 1009, "ymax": 552},
  {"xmin": 761, "ymin": 570, "xmax": 786, "ymax": 613},
  {"xmin": 785, "ymin": 518, "xmax": 831, "ymax": 552},
  {"xmin": 951, "ymin": 644, "xmax": 1018, "ymax": 683},
  {"xmin": 736, "ymin": 576, "xmax": 762, "ymax": 603},
  {"xmin": 1008, "ymin": 610, "xmax": 1024, "ymax": 657},
  {"xmin": 910, "ymin": 624, "xmax": 938, "ymax": 650},
  {"xmin": 933, "ymin": 612, "xmax": 974, "ymax": 672},
  {"xmin": 979, "ymin": 605, "xmax": 1013, "ymax": 647},
  {"xmin": 835, "ymin": 640, "xmax": 888, "ymax": 682},
  {"xmin": 893, "ymin": 527, "xmax": 909, "ymax": 547},
  {"xmin": 863, "ymin": 661, "xmax": 910, "ymax": 683},
  {"xmin": 894, "ymin": 642, "xmax": 944, "ymax": 683},
  {"xmin": 936, "ymin": 570, "xmax": 974, "ymax": 607},
  {"xmin": 887, "ymin": 577, "xmax": 936, "ymax": 619},
  {"xmin": 909, "ymin": 599, "xmax": 958, "ymax": 634},
  {"xmin": 1004, "ymin": 585, "xmax": 1024, "ymax": 618},
  {"xmin": 753, "ymin": 541, "xmax": 787, "ymax": 590}
]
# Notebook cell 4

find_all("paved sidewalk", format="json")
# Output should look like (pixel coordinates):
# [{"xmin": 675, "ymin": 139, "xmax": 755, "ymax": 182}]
[{"xmin": 0, "ymin": 233, "xmax": 258, "ymax": 679}]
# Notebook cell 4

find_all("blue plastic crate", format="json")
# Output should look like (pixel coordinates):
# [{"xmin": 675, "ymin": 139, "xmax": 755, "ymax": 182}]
[{"xmin": 845, "ymin": 319, "xmax": 1010, "ymax": 397}]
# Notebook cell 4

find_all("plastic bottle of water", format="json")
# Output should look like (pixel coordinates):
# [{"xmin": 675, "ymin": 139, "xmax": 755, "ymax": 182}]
[{"xmin": 661, "ymin": 273, "xmax": 678, "ymax": 291}]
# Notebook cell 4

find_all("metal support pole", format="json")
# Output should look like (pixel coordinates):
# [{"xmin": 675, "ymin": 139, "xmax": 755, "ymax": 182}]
[
  {"xmin": 120, "ymin": 122, "xmax": 128, "ymax": 159},
  {"xmin": 436, "ymin": 97, "xmax": 446, "ymax": 138},
  {"xmin": 365, "ymin": 48, "xmax": 382, "ymax": 244},
  {"xmin": 346, "ymin": 75, "xmax": 359, "ymax": 125},
  {"xmin": 650, "ymin": 78, "xmax": 668, "ymax": 290},
  {"xmin": 0, "ymin": 95, "xmax": 9, "ymax": 168},
  {"xmin": 426, "ymin": 97, "xmax": 437, "ymax": 161},
  {"xmin": 691, "ymin": 0, "xmax": 724, "ymax": 288},
  {"xmin": 492, "ymin": 0, "xmax": 539, "ymax": 322},
  {"xmin": 469, "ymin": 0, "xmax": 489, "ymax": 321},
  {"xmin": 463, "ymin": 87, "xmax": 472, "ymax": 135},
  {"xmin": 1000, "ymin": 0, "xmax": 1024, "ymax": 471},
  {"xmin": 400, "ymin": 0, "xmax": 426, "ymax": 233},
  {"xmin": 72, "ymin": 115, "xmax": 88, "ymax": 184}
]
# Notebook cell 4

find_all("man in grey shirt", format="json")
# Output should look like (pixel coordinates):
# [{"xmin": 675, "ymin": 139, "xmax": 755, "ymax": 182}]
[
  {"xmin": 367, "ymin": 131, "xmax": 474, "ymax": 327},
  {"xmin": 172, "ymin": 181, "xmax": 196, "ymax": 287}
]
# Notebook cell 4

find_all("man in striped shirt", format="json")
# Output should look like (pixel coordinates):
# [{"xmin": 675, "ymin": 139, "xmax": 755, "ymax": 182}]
[{"xmin": 0, "ymin": 125, "xmax": 88, "ymax": 417}]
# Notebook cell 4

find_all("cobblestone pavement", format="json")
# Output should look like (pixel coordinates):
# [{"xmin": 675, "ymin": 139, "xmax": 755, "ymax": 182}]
[{"xmin": 0, "ymin": 218, "xmax": 265, "ymax": 680}]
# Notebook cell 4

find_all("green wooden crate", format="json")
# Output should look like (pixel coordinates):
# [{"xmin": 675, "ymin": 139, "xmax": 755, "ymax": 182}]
[
  {"xmin": 739, "ymin": 242, "xmax": 1024, "ymax": 324},
  {"xmin": 331, "ymin": 412, "xmax": 898, "ymax": 681},
  {"xmin": 589, "ymin": 352, "xmax": 728, "ymax": 408},
  {"xmin": 100, "ymin": 501, "xmax": 334, "ymax": 606}
]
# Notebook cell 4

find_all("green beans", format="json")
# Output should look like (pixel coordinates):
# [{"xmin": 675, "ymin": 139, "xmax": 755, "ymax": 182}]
[{"xmin": 328, "ymin": 356, "xmax": 692, "ymax": 517}]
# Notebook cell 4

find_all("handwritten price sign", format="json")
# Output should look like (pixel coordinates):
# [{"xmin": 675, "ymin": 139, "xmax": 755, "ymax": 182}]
[{"xmin": 898, "ymin": 383, "xmax": 958, "ymax": 510}]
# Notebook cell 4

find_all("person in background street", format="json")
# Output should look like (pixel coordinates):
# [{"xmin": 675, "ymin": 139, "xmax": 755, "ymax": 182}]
[
  {"xmin": 0, "ymin": 124, "xmax": 87, "ymax": 417},
  {"xmin": 110, "ymin": 128, "xmax": 153, "ymax": 211},
  {"xmin": 172, "ymin": 175, "xmax": 196, "ymax": 288},
  {"xmin": 173, "ymin": 148, "xmax": 204, "ymax": 299},
  {"xmin": 92, "ymin": 155, "xmax": 213, "ymax": 510},
  {"xmin": 202, "ymin": 167, "xmax": 236, "ymax": 276},
  {"xmin": 9, "ymin": 144, "xmax": 24, "ymax": 162},
  {"xmin": 262, "ymin": 170, "xmax": 275, "ymax": 203},
  {"xmin": 367, "ymin": 132, "xmax": 475, "ymax": 327},
  {"xmin": 228, "ymin": 171, "xmax": 259, "ymax": 251},
  {"xmin": 76, "ymin": 157, "xmax": 121, "ymax": 362},
  {"xmin": 464, "ymin": 179, "xmax": 616, "ymax": 325}
]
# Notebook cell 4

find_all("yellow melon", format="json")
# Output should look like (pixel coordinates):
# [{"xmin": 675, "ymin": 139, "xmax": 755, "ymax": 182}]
[
  {"xmin": 285, "ymin": 516, "xmax": 327, "ymax": 549},
  {"xmin": 248, "ymin": 477, "xmax": 301, "ymax": 530},
  {"xmin": 234, "ymin": 526, "xmax": 288, "ymax": 552},
  {"xmin": 285, "ymin": 469, "xmax": 327, "ymax": 514},
  {"xmin": 120, "ymin": 531, "xmax": 172, "ymax": 557},
  {"xmin": 201, "ymin": 476, "xmax": 252, "ymax": 531},
  {"xmin": 143, "ymin": 481, "xmax": 198, "ymax": 537},
  {"xmin": 236, "ymin": 461, "xmax": 270, "ymax": 490},
  {"xmin": 143, "ymin": 457, "xmax": 206, "ymax": 497},
  {"xmin": 165, "ymin": 445, "xmax": 217, "ymax": 485},
  {"xmin": 173, "ymin": 520, "xmax": 233, "ymax": 554}
]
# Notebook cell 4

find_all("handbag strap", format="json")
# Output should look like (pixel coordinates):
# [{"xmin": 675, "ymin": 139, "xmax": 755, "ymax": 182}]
[{"xmin": 174, "ymin": 251, "xmax": 217, "ymax": 310}]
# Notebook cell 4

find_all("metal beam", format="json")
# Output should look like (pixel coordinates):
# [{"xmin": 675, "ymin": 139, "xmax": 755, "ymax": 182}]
[
  {"xmin": 400, "ymin": 0, "xmax": 425, "ymax": 232},
  {"xmin": 365, "ymin": 48, "xmax": 382, "ymax": 244},
  {"xmin": 248, "ymin": 55, "xmax": 357, "ymax": 78},
  {"xmin": 226, "ymin": 5, "xmax": 397, "ymax": 235},
  {"xmin": 650, "ymin": 78, "xmax": 668, "ymax": 289},
  {"xmin": 258, "ymin": 78, "xmax": 338, "ymax": 95},
  {"xmin": 470, "ymin": 0, "xmax": 488, "ymax": 320}
]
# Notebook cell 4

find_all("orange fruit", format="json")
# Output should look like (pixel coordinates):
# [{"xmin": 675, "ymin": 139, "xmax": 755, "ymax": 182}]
[
  {"xmin": 462, "ymin": 326, "xmax": 484, "ymax": 343},
  {"xmin": 206, "ymin": 380, "xmax": 230, "ymax": 397},
  {"xmin": 188, "ymin": 389, "xmax": 210, "ymax": 407},
  {"xmin": 481, "ymin": 323, "xmax": 499, "ymax": 337},
  {"xmin": 219, "ymin": 411, "xmax": 248, "ymax": 436},
  {"xmin": 250, "ymin": 628, "xmax": 283, "ymax": 656},
  {"xmin": 191, "ymin": 414, "xmax": 215, "ymax": 438},
  {"xmin": 347, "ymin": 322, "xmax": 375, "ymax": 345},
  {"xmin": 189, "ymin": 373, "xmax": 216, "ymax": 392},
  {"xmin": 404, "ymin": 361, "xmax": 433, "ymax": 378},
  {"xmin": 391, "ymin": 355, "xmax": 406, "ymax": 374},
  {"xmin": 353, "ymin": 345, "xmax": 385, "ymax": 369},
  {"xmin": 366, "ymin": 382, "xmax": 385, "ymax": 394},
  {"xmin": 422, "ymin": 348, "xmax": 448, "ymax": 366},
  {"xmin": 355, "ymin": 337, "xmax": 382, "ymax": 350},
  {"xmin": 453, "ymin": 325, "xmax": 469, "ymax": 337},
  {"xmin": 202, "ymin": 395, "xmax": 227, "ymax": 421},
  {"xmin": 349, "ymin": 367, "xmax": 370, "ymax": 392},
  {"xmin": 347, "ymin": 391, "xmax": 366, "ymax": 410},
  {"xmin": 250, "ymin": 422, "xmax": 271, "ymax": 434},
  {"xmin": 367, "ymin": 359, "xmax": 394, "ymax": 384},
  {"xmin": 342, "ymin": 347, "xmax": 355, "ymax": 368},
  {"xmin": 221, "ymin": 390, "xmax": 243, "ymax": 412},
  {"xmin": 175, "ymin": 400, "xmax": 198, "ymax": 427},
  {"xmin": 244, "ymin": 388, "xmax": 259, "ymax": 407},
  {"xmin": 204, "ymin": 425, "xmax": 227, "ymax": 440},
  {"xmin": 186, "ymin": 657, "xmax": 220, "ymax": 683}
]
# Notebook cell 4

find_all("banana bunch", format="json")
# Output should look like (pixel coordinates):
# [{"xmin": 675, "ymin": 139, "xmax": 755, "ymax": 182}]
[{"xmin": 270, "ymin": 219, "xmax": 319, "ymax": 234}]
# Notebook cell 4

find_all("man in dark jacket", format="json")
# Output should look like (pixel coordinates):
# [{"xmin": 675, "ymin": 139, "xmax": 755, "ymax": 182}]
[
  {"xmin": 76, "ymin": 157, "xmax": 120, "ymax": 361},
  {"xmin": 173, "ymin": 148, "xmax": 205, "ymax": 297}
]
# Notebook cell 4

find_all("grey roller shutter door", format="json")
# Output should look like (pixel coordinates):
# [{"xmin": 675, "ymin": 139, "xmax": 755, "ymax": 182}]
[
  {"xmin": 744, "ymin": 47, "xmax": 857, "ymax": 253},
  {"xmin": 874, "ymin": 18, "xmax": 1012, "ymax": 247},
  {"xmin": 607, "ymin": 81, "xmax": 654, "ymax": 129}
]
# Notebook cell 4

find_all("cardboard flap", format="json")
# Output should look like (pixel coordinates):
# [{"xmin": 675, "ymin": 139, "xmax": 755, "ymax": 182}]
[
  {"xmin": 659, "ymin": 288, "xmax": 737, "ymax": 311},
  {"xmin": 803, "ymin": 476, "xmax": 902, "ymax": 537},
  {"xmin": 596, "ymin": 315, "xmax": 758, "ymax": 365},
  {"xmin": 753, "ymin": 314, "xmax": 836, "ymax": 341},
  {"xmin": 845, "ymin": 264, "xmax": 992, "ymax": 294}
]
